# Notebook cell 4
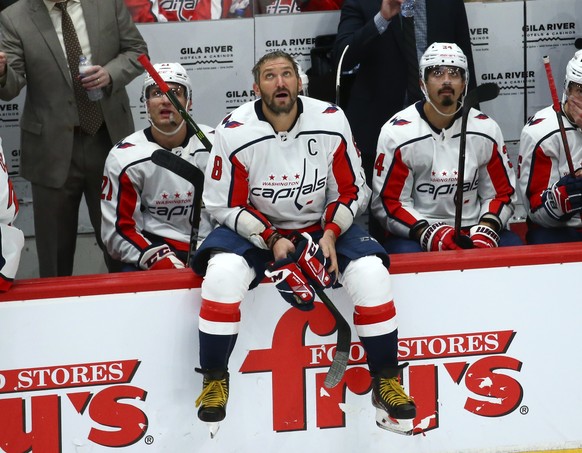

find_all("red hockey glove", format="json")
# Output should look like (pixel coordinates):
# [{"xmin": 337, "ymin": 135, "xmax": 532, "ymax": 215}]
[
  {"xmin": 419, "ymin": 222, "xmax": 463, "ymax": 252},
  {"xmin": 265, "ymin": 257, "xmax": 315, "ymax": 311},
  {"xmin": 542, "ymin": 174, "xmax": 582, "ymax": 220},
  {"xmin": 290, "ymin": 232, "xmax": 332, "ymax": 289},
  {"xmin": 469, "ymin": 225, "xmax": 500, "ymax": 248},
  {"xmin": 139, "ymin": 244, "xmax": 186, "ymax": 270}
]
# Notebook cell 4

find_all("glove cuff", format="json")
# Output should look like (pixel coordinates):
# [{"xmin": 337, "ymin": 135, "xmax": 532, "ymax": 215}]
[
  {"xmin": 469, "ymin": 224, "xmax": 500, "ymax": 248},
  {"xmin": 419, "ymin": 221, "xmax": 446, "ymax": 252}
]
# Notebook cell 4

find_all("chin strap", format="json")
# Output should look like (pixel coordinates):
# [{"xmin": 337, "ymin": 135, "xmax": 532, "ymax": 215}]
[
  {"xmin": 420, "ymin": 81, "xmax": 467, "ymax": 118},
  {"xmin": 149, "ymin": 113, "xmax": 186, "ymax": 137}
]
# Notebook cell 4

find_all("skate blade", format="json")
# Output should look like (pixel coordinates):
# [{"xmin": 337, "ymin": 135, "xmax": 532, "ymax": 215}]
[
  {"xmin": 375, "ymin": 409, "xmax": 413, "ymax": 436},
  {"xmin": 206, "ymin": 422, "xmax": 220, "ymax": 439}
]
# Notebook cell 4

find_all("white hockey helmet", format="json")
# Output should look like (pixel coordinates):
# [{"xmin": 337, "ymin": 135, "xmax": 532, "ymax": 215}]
[
  {"xmin": 563, "ymin": 49, "xmax": 582, "ymax": 102},
  {"xmin": 142, "ymin": 62, "xmax": 192, "ymax": 102},
  {"xmin": 419, "ymin": 42, "xmax": 469, "ymax": 84}
]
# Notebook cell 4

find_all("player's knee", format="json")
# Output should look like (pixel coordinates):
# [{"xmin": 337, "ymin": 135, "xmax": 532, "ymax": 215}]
[
  {"xmin": 341, "ymin": 255, "xmax": 393, "ymax": 307},
  {"xmin": 202, "ymin": 252, "xmax": 255, "ymax": 302}
]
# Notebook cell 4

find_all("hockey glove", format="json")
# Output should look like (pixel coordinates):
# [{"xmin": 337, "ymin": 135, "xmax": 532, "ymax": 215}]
[
  {"xmin": 542, "ymin": 174, "xmax": 582, "ymax": 220},
  {"xmin": 265, "ymin": 257, "xmax": 315, "ymax": 311},
  {"xmin": 290, "ymin": 232, "xmax": 332, "ymax": 289},
  {"xmin": 419, "ymin": 222, "xmax": 463, "ymax": 252},
  {"xmin": 469, "ymin": 225, "xmax": 500, "ymax": 248},
  {"xmin": 139, "ymin": 244, "xmax": 186, "ymax": 270}
]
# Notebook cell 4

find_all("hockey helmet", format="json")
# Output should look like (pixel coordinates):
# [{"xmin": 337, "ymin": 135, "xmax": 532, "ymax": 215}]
[
  {"xmin": 419, "ymin": 42, "xmax": 468, "ymax": 84},
  {"xmin": 563, "ymin": 50, "xmax": 582, "ymax": 102},
  {"xmin": 142, "ymin": 62, "xmax": 192, "ymax": 101}
]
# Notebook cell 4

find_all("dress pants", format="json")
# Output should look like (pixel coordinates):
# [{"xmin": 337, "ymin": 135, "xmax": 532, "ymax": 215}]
[{"xmin": 31, "ymin": 125, "xmax": 112, "ymax": 277}]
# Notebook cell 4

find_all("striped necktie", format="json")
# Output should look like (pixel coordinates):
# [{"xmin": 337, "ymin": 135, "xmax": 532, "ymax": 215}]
[{"xmin": 55, "ymin": 1, "xmax": 103, "ymax": 135}]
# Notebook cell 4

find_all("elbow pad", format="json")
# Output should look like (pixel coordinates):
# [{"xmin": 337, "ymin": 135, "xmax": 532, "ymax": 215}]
[{"xmin": 322, "ymin": 202, "xmax": 353, "ymax": 236}]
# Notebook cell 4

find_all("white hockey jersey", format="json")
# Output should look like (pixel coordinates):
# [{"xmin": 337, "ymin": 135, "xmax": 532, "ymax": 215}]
[
  {"xmin": 203, "ymin": 96, "xmax": 370, "ymax": 245},
  {"xmin": 518, "ymin": 104, "xmax": 582, "ymax": 228},
  {"xmin": 372, "ymin": 102, "xmax": 517, "ymax": 239},
  {"xmin": 0, "ymin": 140, "xmax": 24, "ymax": 290},
  {"xmin": 101, "ymin": 126, "xmax": 214, "ymax": 265}
]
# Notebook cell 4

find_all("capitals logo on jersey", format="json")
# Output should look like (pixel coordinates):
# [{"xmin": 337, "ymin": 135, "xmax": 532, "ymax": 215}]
[
  {"xmin": 225, "ymin": 120, "xmax": 244, "ymax": 129},
  {"xmin": 390, "ymin": 116, "xmax": 411, "ymax": 126},
  {"xmin": 322, "ymin": 105, "xmax": 339, "ymax": 114}
]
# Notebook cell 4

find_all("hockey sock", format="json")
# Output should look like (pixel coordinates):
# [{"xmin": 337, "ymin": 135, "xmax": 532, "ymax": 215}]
[
  {"xmin": 359, "ymin": 330, "xmax": 399, "ymax": 374},
  {"xmin": 199, "ymin": 331, "xmax": 238, "ymax": 371}
]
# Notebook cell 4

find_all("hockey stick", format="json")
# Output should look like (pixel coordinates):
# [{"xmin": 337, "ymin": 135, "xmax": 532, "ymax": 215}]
[
  {"xmin": 314, "ymin": 287, "xmax": 351, "ymax": 388},
  {"xmin": 454, "ymin": 82, "xmax": 500, "ymax": 247},
  {"xmin": 150, "ymin": 149, "xmax": 204, "ymax": 265},
  {"xmin": 284, "ymin": 232, "xmax": 351, "ymax": 388},
  {"xmin": 335, "ymin": 45, "xmax": 349, "ymax": 107},
  {"xmin": 543, "ymin": 55, "xmax": 575, "ymax": 175},
  {"xmin": 137, "ymin": 54, "xmax": 213, "ymax": 151}
]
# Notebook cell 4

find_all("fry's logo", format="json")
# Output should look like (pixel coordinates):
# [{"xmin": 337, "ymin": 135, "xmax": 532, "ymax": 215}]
[
  {"xmin": 241, "ymin": 304, "xmax": 523, "ymax": 434},
  {"xmin": 0, "ymin": 360, "xmax": 147, "ymax": 452}
]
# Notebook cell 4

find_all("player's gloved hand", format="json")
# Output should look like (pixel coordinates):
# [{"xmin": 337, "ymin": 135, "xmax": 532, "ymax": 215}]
[
  {"xmin": 469, "ymin": 225, "xmax": 500, "ymax": 248},
  {"xmin": 542, "ymin": 174, "xmax": 582, "ymax": 220},
  {"xmin": 139, "ymin": 244, "xmax": 186, "ymax": 270},
  {"xmin": 265, "ymin": 257, "xmax": 315, "ymax": 311},
  {"xmin": 419, "ymin": 222, "xmax": 463, "ymax": 252},
  {"xmin": 290, "ymin": 232, "xmax": 332, "ymax": 289}
]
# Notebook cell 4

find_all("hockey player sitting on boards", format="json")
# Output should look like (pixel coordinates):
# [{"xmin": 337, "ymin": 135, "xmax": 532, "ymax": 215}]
[{"xmin": 190, "ymin": 50, "xmax": 416, "ymax": 437}]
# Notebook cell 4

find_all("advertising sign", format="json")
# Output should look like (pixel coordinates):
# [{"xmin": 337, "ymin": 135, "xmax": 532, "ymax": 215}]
[{"xmin": 1, "ymin": 260, "xmax": 581, "ymax": 452}]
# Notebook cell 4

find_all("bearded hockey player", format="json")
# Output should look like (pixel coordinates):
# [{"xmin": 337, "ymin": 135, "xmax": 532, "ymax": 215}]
[
  {"xmin": 190, "ymin": 50, "xmax": 416, "ymax": 437},
  {"xmin": 101, "ymin": 62, "xmax": 214, "ymax": 271},
  {"xmin": 371, "ymin": 42, "xmax": 522, "ymax": 253}
]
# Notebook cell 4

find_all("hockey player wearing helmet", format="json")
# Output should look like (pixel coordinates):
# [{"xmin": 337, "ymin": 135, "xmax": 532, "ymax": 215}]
[
  {"xmin": 518, "ymin": 49, "xmax": 582, "ymax": 244},
  {"xmin": 371, "ymin": 42, "xmax": 522, "ymax": 253},
  {"xmin": 333, "ymin": 0, "xmax": 477, "ymax": 244},
  {"xmin": 191, "ymin": 50, "xmax": 416, "ymax": 437},
  {"xmin": 101, "ymin": 62, "xmax": 215, "ymax": 271}
]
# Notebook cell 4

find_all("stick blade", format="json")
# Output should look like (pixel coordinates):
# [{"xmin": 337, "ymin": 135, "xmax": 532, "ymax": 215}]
[
  {"xmin": 476, "ymin": 82, "xmax": 500, "ymax": 103},
  {"xmin": 316, "ymin": 288, "xmax": 352, "ymax": 388},
  {"xmin": 463, "ymin": 82, "xmax": 500, "ymax": 115},
  {"xmin": 151, "ymin": 149, "xmax": 204, "ymax": 189},
  {"xmin": 324, "ymin": 350, "xmax": 349, "ymax": 388}
]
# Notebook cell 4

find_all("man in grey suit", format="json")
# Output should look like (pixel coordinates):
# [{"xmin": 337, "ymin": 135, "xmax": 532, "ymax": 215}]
[{"xmin": 0, "ymin": 0, "xmax": 148, "ymax": 277}]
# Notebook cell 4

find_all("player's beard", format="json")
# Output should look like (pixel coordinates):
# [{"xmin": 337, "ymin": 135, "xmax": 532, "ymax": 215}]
[
  {"xmin": 441, "ymin": 96, "xmax": 455, "ymax": 107},
  {"xmin": 438, "ymin": 86, "xmax": 456, "ymax": 107},
  {"xmin": 263, "ymin": 87, "xmax": 298, "ymax": 115}
]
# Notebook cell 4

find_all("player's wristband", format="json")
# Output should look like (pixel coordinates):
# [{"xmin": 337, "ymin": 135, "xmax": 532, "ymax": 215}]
[{"xmin": 261, "ymin": 228, "xmax": 284, "ymax": 250}]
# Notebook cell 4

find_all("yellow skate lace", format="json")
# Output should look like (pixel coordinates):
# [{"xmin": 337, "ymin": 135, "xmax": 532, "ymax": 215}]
[
  {"xmin": 378, "ymin": 377, "xmax": 414, "ymax": 407},
  {"xmin": 195, "ymin": 378, "xmax": 228, "ymax": 409}
]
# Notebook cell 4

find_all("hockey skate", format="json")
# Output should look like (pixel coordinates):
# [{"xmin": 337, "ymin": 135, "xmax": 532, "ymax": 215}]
[
  {"xmin": 371, "ymin": 368, "xmax": 416, "ymax": 436},
  {"xmin": 195, "ymin": 368, "xmax": 229, "ymax": 438}
]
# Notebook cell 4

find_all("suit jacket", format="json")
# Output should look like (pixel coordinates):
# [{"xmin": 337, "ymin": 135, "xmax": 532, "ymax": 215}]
[
  {"xmin": 0, "ymin": 0, "xmax": 148, "ymax": 188},
  {"xmin": 334, "ymin": 0, "xmax": 476, "ymax": 158},
  {"xmin": 0, "ymin": 0, "xmax": 18, "ymax": 12}
]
